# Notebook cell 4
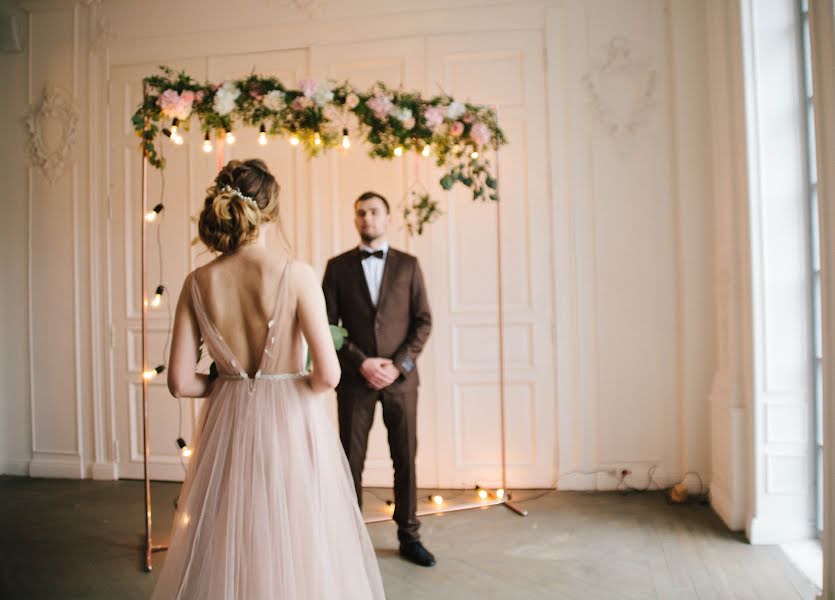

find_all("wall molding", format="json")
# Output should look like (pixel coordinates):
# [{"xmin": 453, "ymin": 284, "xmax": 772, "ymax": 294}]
[
  {"xmin": 0, "ymin": 458, "xmax": 32, "ymax": 476},
  {"xmin": 29, "ymin": 455, "xmax": 84, "ymax": 478},
  {"xmin": 582, "ymin": 36, "xmax": 658, "ymax": 140},
  {"xmin": 24, "ymin": 84, "xmax": 79, "ymax": 185}
]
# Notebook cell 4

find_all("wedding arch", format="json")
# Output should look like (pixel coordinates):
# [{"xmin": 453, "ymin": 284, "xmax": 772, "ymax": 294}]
[{"xmin": 132, "ymin": 66, "xmax": 523, "ymax": 572}]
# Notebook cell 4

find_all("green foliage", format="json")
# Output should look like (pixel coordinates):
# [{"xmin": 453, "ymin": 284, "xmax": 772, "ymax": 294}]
[{"xmin": 132, "ymin": 66, "xmax": 509, "ymax": 234}]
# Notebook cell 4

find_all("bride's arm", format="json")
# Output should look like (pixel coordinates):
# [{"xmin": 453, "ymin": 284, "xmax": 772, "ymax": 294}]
[
  {"xmin": 168, "ymin": 277, "xmax": 212, "ymax": 398},
  {"xmin": 296, "ymin": 263, "xmax": 342, "ymax": 393}
]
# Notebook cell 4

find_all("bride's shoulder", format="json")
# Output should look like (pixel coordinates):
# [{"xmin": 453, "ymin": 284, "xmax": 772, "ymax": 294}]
[{"xmin": 288, "ymin": 259, "xmax": 317, "ymax": 286}]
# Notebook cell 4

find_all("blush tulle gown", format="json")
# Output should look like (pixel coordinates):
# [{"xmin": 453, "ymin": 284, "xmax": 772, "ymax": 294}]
[{"xmin": 151, "ymin": 260, "xmax": 385, "ymax": 599}]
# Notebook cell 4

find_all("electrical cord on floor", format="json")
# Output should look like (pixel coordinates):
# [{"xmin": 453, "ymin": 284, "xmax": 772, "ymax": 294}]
[{"xmin": 496, "ymin": 466, "xmax": 711, "ymax": 507}]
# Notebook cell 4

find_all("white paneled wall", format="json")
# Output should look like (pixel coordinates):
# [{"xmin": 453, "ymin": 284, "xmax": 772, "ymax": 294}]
[{"xmin": 1, "ymin": 0, "xmax": 716, "ymax": 493}]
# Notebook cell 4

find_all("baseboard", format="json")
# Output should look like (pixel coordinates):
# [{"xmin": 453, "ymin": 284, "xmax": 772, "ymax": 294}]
[
  {"xmin": 556, "ymin": 469, "xmax": 688, "ymax": 492},
  {"xmin": 748, "ymin": 515, "xmax": 815, "ymax": 545},
  {"xmin": 29, "ymin": 457, "xmax": 84, "ymax": 479},
  {"xmin": 91, "ymin": 461, "xmax": 119, "ymax": 480},
  {"xmin": 0, "ymin": 457, "xmax": 31, "ymax": 476}
]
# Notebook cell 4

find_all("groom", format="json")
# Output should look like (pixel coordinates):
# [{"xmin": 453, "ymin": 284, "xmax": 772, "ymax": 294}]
[{"xmin": 322, "ymin": 191, "xmax": 435, "ymax": 567}]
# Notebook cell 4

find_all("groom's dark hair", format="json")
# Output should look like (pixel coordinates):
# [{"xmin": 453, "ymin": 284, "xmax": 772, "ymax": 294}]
[{"xmin": 355, "ymin": 191, "xmax": 390, "ymax": 214}]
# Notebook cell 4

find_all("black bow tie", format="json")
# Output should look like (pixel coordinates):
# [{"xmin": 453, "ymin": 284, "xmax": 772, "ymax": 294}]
[{"xmin": 360, "ymin": 249, "xmax": 385, "ymax": 260}]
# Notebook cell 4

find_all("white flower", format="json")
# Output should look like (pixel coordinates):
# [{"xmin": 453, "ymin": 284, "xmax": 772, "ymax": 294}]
[
  {"xmin": 312, "ymin": 83, "xmax": 334, "ymax": 107},
  {"xmin": 446, "ymin": 101, "xmax": 466, "ymax": 120},
  {"xmin": 263, "ymin": 90, "xmax": 285, "ymax": 112},
  {"xmin": 392, "ymin": 107, "xmax": 413, "ymax": 123},
  {"xmin": 213, "ymin": 81, "xmax": 240, "ymax": 116}
]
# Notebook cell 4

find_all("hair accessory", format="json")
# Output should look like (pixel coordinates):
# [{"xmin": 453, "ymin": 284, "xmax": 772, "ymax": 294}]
[{"xmin": 220, "ymin": 185, "xmax": 258, "ymax": 209}]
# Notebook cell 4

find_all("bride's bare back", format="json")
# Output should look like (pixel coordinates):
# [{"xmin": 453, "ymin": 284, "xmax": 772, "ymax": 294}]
[
  {"xmin": 194, "ymin": 247, "xmax": 296, "ymax": 376},
  {"xmin": 168, "ymin": 244, "xmax": 340, "ymax": 398}
]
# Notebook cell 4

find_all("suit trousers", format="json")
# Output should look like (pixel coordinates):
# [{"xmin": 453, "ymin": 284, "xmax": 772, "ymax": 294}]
[{"xmin": 337, "ymin": 386, "xmax": 420, "ymax": 544}]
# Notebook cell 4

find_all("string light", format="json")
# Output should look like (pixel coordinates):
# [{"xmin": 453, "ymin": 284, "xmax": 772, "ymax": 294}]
[
  {"xmin": 144, "ymin": 203, "xmax": 164, "ymax": 222},
  {"xmin": 471, "ymin": 151, "xmax": 479, "ymax": 159},
  {"xmin": 496, "ymin": 488, "xmax": 505, "ymax": 500},
  {"xmin": 289, "ymin": 134, "xmax": 300, "ymax": 146},
  {"xmin": 341, "ymin": 128, "xmax": 351, "ymax": 149},
  {"xmin": 314, "ymin": 132, "xmax": 322, "ymax": 146},
  {"xmin": 225, "ymin": 128, "xmax": 236, "ymax": 145},
  {"xmin": 477, "ymin": 488, "xmax": 488, "ymax": 500},
  {"xmin": 421, "ymin": 144, "xmax": 431, "ymax": 157},
  {"xmin": 430, "ymin": 495, "xmax": 444, "ymax": 506},
  {"xmin": 393, "ymin": 146, "xmax": 404, "ymax": 157},
  {"xmin": 258, "ymin": 123, "xmax": 268, "ymax": 146},
  {"xmin": 151, "ymin": 285, "xmax": 165, "ymax": 308},
  {"xmin": 202, "ymin": 131, "xmax": 213, "ymax": 153},
  {"xmin": 176, "ymin": 437, "xmax": 192, "ymax": 458},
  {"xmin": 163, "ymin": 118, "xmax": 184, "ymax": 145},
  {"xmin": 142, "ymin": 364, "xmax": 165, "ymax": 380}
]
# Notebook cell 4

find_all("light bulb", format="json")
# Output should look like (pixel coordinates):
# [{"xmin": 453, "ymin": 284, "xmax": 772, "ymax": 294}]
[
  {"xmin": 431, "ymin": 495, "xmax": 443, "ymax": 506},
  {"xmin": 471, "ymin": 151, "xmax": 479, "ymax": 159},
  {"xmin": 151, "ymin": 285, "xmax": 164, "ymax": 308},
  {"xmin": 173, "ymin": 133, "xmax": 184, "ymax": 145},
  {"xmin": 181, "ymin": 513, "xmax": 190, "ymax": 526},
  {"xmin": 393, "ymin": 146, "xmax": 404, "ymax": 157},
  {"xmin": 289, "ymin": 134, "xmax": 300, "ymax": 146},
  {"xmin": 496, "ymin": 488, "xmax": 505, "ymax": 500},
  {"xmin": 202, "ymin": 132, "xmax": 213, "ymax": 153},
  {"xmin": 176, "ymin": 437, "xmax": 192, "ymax": 457},
  {"xmin": 421, "ymin": 144, "xmax": 431, "ymax": 157},
  {"xmin": 258, "ymin": 123, "xmax": 268, "ymax": 146},
  {"xmin": 314, "ymin": 132, "xmax": 322, "ymax": 146},
  {"xmin": 142, "ymin": 365, "xmax": 165, "ymax": 380},
  {"xmin": 341, "ymin": 128, "xmax": 351, "ymax": 149},
  {"xmin": 170, "ymin": 118, "xmax": 179, "ymax": 136},
  {"xmin": 144, "ymin": 203, "xmax": 164, "ymax": 222},
  {"xmin": 478, "ymin": 489, "xmax": 488, "ymax": 500},
  {"xmin": 225, "ymin": 129, "xmax": 236, "ymax": 145}
]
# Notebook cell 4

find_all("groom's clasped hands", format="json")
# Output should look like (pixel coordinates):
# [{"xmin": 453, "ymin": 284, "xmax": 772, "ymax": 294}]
[{"xmin": 360, "ymin": 357, "xmax": 400, "ymax": 390}]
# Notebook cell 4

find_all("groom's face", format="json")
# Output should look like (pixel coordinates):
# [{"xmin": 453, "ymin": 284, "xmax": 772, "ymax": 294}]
[{"xmin": 354, "ymin": 197, "xmax": 391, "ymax": 243}]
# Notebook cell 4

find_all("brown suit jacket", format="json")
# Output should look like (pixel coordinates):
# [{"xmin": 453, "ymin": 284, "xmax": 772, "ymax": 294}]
[{"xmin": 322, "ymin": 247, "xmax": 432, "ymax": 394}]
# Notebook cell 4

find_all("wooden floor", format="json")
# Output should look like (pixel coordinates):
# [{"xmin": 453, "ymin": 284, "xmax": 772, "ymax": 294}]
[{"xmin": 0, "ymin": 476, "xmax": 819, "ymax": 599}]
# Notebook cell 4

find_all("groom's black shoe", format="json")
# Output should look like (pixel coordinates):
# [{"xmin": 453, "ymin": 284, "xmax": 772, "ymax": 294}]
[{"xmin": 399, "ymin": 541, "xmax": 436, "ymax": 567}]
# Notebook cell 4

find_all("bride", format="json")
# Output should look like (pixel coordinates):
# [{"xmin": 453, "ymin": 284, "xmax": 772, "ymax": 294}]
[{"xmin": 151, "ymin": 159, "xmax": 385, "ymax": 599}]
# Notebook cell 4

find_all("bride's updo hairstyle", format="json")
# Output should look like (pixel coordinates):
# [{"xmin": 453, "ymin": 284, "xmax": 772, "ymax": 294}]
[{"xmin": 198, "ymin": 158, "xmax": 281, "ymax": 254}]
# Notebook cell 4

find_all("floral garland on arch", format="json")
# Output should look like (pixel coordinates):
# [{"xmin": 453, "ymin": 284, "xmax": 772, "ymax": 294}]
[{"xmin": 131, "ymin": 66, "xmax": 506, "ymax": 234}]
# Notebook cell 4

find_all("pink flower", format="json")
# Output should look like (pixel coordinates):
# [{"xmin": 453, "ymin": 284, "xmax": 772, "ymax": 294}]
[
  {"xmin": 366, "ymin": 95, "xmax": 393, "ymax": 120},
  {"xmin": 403, "ymin": 116, "xmax": 416, "ymax": 130},
  {"xmin": 299, "ymin": 78, "xmax": 318, "ymax": 98},
  {"xmin": 195, "ymin": 90, "xmax": 205, "ymax": 103},
  {"xmin": 323, "ymin": 105, "xmax": 339, "ymax": 121},
  {"xmin": 450, "ymin": 121, "xmax": 465, "ymax": 137},
  {"xmin": 157, "ymin": 89, "xmax": 194, "ymax": 121},
  {"xmin": 423, "ymin": 106, "xmax": 444, "ymax": 130},
  {"xmin": 462, "ymin": 112, "xmax": 474, "ymax": 124},
  {"xmin": 249, "ymin": 90, "xmax": 264, "ymax": 100},
  {"xmin": 345, "ymin": 93, "xmax": 360, "ymax": 109},
  {"xmin": 470, "ymin": 122, "xmax": 491, "ymax": 146},
  {"xmin": 291, "ymin": 96, "xmax": 314, "ymax": 110}
]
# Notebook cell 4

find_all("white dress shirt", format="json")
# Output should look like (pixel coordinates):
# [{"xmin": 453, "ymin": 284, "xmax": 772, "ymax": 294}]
[{"xmin": 359, "ymin": 242, "xmax": 389, "ymax": 307}]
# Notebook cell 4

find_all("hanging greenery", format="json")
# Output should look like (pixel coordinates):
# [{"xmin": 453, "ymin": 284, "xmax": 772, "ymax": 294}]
[{"xmin": 132, "ymin": 66, "xmax": 506, "ymax": 234}]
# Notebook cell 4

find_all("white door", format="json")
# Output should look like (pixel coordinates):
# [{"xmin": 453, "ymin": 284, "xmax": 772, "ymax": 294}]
[{"xmin": 423, "ymin": 31, "xmax": 556, "ymax": 489}]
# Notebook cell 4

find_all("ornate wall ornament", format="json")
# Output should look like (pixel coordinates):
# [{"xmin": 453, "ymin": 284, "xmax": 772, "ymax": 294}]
[
  {"xmin": 582, "ymin": 36, "xmax": 657, "ymax": 138},
  {"xmin": 25, "ymin": 85, "xmax": 80, "ymax": 185},
  {"xmin": 90, "ymin": 14, "xmax": 113, "ymax": 52}
]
